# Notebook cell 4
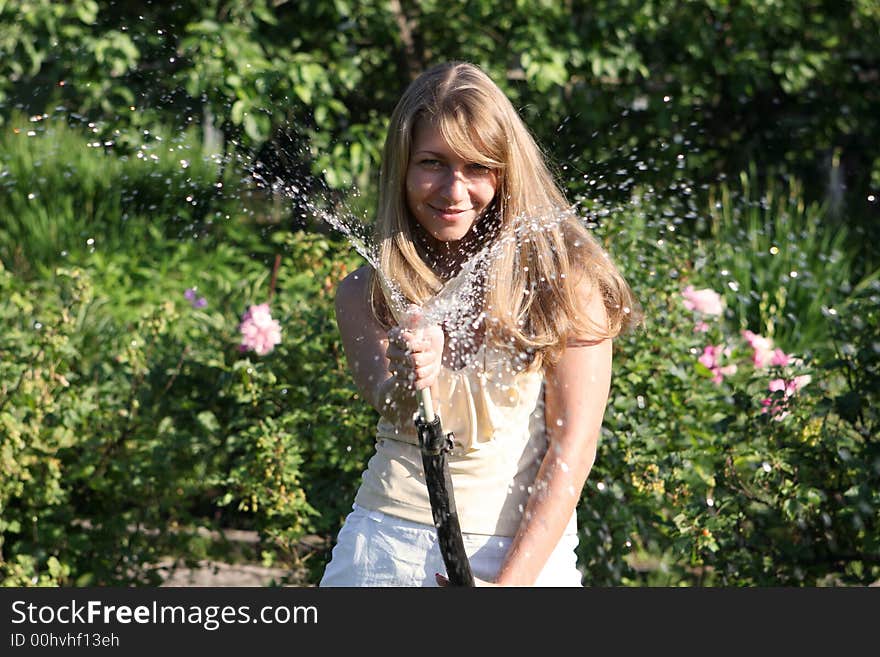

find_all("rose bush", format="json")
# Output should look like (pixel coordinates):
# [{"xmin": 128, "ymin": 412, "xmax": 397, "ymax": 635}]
[{"xmin": 579, "ymin": 205, "xmax": 879, "ymax": 586}]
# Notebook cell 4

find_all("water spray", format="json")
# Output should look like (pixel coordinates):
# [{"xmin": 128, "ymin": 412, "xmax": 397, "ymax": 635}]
[{"xmin": 374, "ymin": 270, "xmax": 475, "ymax": 587}]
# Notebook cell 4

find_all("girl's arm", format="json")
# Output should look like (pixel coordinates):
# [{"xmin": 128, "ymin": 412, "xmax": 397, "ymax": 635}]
[
  {"xmin": 334, "ymin": 265, "xmax": 443, "ymax": 426},
  {"xmin": 493, "ymin": 286, "xmax": 613, "ymax": 586}
]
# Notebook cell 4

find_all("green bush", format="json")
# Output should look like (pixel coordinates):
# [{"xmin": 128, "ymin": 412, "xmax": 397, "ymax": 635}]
[
  {"xmin": 579, "ymin": 202, "xmax": 879, "ymax": 586},
  {"xmin": 3, "ymin": 123, "xmax": 877, "ymax": 587},
  {"xmin": 0, "ymin": 225, "xmax": 372, "ymax": 585},
  {"xmin": 695, "ymin": 168, "xmax": 873, "ymax": 351},
  {"xmin": 0, "ymin": 115, "xmax": 228, "ymax": 277},
  {"xmin": 3, "ymin": 0, "xmax": 878, "ymax": 248}
]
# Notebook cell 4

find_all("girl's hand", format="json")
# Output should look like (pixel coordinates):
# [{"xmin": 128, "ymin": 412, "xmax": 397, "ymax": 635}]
[{"xmin": 386, "ymin": 307, "xmax": 444, "ymax": 391}]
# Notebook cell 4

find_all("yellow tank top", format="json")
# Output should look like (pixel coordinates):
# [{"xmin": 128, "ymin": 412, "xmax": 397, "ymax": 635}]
[{"xmin": 354, "ymin": 343, "xmax": 577, "ymax": 537}]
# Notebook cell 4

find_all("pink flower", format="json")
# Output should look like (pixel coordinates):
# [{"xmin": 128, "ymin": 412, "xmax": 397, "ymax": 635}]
[
  {"xmin": 742, "ymin": 330, "xmax": 797, "ymax": 369},
  {"xmin": 760, "ymin": 397, "xmax": 787, "ymax": 420},
  {"xmin": 693, "ymin": 321, "xmax": 710, "ymax": 333},
  {"xmin": 698, "ymin": 344, "xmax": 737, "ymax": 384},
  {"xmin": 682, "ymin": 286, "xmax": 724, "ymax": 316},
  {"xmin": 761, "ymin": 375, "xmax": 811, "ymax": 420},
  {"xmin": 713, "ymin": 364, "xmax": 738, "ymax": 384},
  {"xmin": 742, "ymin": 329, "xmax": 776, "ymax": 368},
  {"xmin": 789, "ymin": 375, "xmax": 812, "ymax": 393},
  {"xmin": 698, "ymin": 344, "xmax": 722, "ymax": 370},
  {"xmin": 768, "ymin": 378, "xmax": 787, "ymax": 393},
  {"xmin": 239, "ymin": 303, "xmax": 282, "ymax": 356},
  {"xmin": 770, "ymin": 348, "xmax": 792, "ymax": 367}
]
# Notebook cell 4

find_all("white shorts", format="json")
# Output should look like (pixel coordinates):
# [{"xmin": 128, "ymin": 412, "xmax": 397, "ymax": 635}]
[{"xmin": 319, "ymin": 504, "xmax": 583, "ymax": 587}]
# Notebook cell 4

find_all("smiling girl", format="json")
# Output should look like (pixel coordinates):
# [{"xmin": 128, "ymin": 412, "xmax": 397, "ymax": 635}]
[{"xmin": 320, "ymin": 61, "xmax": 638, "ymax": 587}]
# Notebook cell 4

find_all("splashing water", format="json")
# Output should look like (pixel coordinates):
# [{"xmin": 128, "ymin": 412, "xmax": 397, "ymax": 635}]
[
  {"xmin": 253, "ymin": 162, "xmax": 585, "ymax": 370},
  {"xmin": 249, "ymin": 170, "xmax": 411, "ymax": 320}
]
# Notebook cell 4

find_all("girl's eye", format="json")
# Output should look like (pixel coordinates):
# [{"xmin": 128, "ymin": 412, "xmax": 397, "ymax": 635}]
[
  {"xmin": 419, "ymin": 159, "xmax": 442, "ymax": 168},
  {"xmin": 468, "ymin": 163, "xmax": 491, "ymax": 173}
]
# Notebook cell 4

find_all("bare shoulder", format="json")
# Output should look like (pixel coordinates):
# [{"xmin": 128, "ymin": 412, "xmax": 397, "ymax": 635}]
[
  {"xmin": 567, "ymin": 273, "xmax": 610, "ymax": 346},
  {"xmin": 335, "ymin": 265, "xmax": 373, "ymax": 312}
]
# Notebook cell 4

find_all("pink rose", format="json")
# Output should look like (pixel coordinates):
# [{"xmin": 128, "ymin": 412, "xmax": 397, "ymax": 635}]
[
  {"xmin": 239, "ymin": 303, "xmax": 282, "ymax": 356},
  {"xmin": 768, "ymin": 378, "xmax": 787, "ymax": 393},
  {"xmin": 682, "ymin": 286, "xmax": 724, "ymax": 316},
  {"xmin": 698, "ymin": 344, "xmax": 737, "ymax": 384},
  {"xmin": 742, "ymin": 330, "xmax": 776, "ymax": 368},
  {"xmin": 770, "ymin": 348, "xmax": 792, "ymax": 367},
  {"xmin": 788, "ymin": 375, "xmax": 812, "ymax": 393},
  {"xmin": 761, "ymin": 375, "xmax": 811, "ymax": 420}
]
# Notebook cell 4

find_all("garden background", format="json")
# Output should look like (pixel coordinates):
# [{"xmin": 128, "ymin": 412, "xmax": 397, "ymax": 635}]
[{"xmin": 1, "ymin": 0, "xmax": 878, "ymax": 587}]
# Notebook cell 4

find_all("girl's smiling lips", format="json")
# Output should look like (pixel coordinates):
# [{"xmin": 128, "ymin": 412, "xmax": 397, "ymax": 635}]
[{"xmin": 430, "ymin": 205, "xmax": 472, "ymax": 220}]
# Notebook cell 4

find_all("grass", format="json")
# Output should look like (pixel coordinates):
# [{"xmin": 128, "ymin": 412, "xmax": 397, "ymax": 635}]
[{"xmin": 696, "ymin": 167, "xmax": 877, "ymax": 352}]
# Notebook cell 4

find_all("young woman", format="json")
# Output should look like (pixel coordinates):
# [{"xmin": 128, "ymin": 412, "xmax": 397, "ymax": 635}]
[{"xmin": 320, "ymin": 61, "xmax": 638, "ymax": 587}]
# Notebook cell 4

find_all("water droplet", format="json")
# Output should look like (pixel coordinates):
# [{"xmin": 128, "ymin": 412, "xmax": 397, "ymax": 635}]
[
  {"xmin": 596, "ymin": 481, "xmax": 606, "ymax": 491},
  {"xmin": 789, "ymin": 271, "xmax": 798, "ymax": 278},
  {"xmin": 33, "ymin": 322, "xmax": 43, "ymax": 330},
  {"xmin": 706, "ymin": 497, "xmax": 714, "ymax": 507},
  {"xmin": 769, "ymin": 246, "xmax": 779, "ymax": 255}
]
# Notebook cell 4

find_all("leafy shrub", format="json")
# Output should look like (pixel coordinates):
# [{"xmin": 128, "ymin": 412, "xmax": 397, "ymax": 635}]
[
  {"xmin": 0, "ymin": 115, "xmax": 229, "ymax": 277},
  {"xmin": 0, "ymin": 223, "xmax": 372, "ymax": 585},
  {"xmin": 695, "ymin": 168, "xmax": 872, "ymax": 351},
  {"xmin": 580, "ymin": 200, "xmax": 879, "ymax": 586},
  {"xmin": 3, "ymin": 123, "xmax": 877, "ymax": 587}
]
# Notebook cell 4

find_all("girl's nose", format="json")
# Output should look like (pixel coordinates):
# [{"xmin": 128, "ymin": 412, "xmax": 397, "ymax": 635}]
[{"xmin": 440, "ymin": 171, "xmax": 467, "ymax": 203}]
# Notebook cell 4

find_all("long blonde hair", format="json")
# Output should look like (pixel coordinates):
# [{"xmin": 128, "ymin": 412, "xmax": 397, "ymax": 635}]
[{"xmin": 370, "ymin": 61, "xmax": 639, "ymax": 367}]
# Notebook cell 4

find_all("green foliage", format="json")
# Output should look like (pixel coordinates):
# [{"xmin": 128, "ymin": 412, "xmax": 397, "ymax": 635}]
[
  {"xmin": 1, "ymin": 0, "xmax": 877, "ymax": 249},
  {"xmin": 0, "ymin": 127, "xmax": 374, "ymax": 583},
  {"xmin": 0, "ymin": 114, "xmax": 228, "ymax": 277},
  {"xmin": 3, "ymin": 4, "xmax": 879, "ymax": 585},
  {"xmin": 695, "ymin": 168, "xmax": 879, "ymax": 351},
  {"xmin": 579, "ymin": 202, "xmax": 879, "ymax": 586}
]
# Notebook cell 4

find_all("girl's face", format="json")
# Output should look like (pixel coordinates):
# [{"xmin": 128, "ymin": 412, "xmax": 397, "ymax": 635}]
[{"xmin": 405, "ymin": 120, "xmax": 498, "ymax": 245}]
